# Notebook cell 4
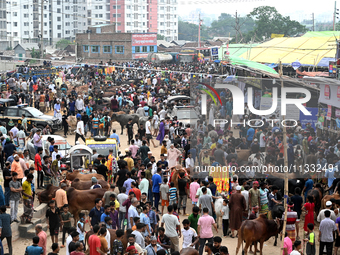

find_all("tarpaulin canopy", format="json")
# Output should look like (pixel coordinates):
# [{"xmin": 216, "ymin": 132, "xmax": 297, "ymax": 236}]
[
  {"xmin": 227, "ymin": 55, "xmax": 278, "ymax": 74},
  {"xmin": 239, "ymin": 36, "xmax": 336, "ymax": 67},
  {"xmin": 302, "ymin": 31, "xmax": 340, "ymax": 37}
]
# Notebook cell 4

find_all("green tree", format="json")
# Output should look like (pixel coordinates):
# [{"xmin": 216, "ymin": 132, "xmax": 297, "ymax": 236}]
[
  {"xmin": 178, "ymin": 20, "xmax": 209, "ymax": 41},
  {"xmin": 246, "ymin": 6, "xmax": 307, "ymax": 40},
  {"xmin": 157, "ymin": 34, "xmax": 165, "ymax": 40},
  {"xmin": 56, "ymin": 39, "xmax": 72, "ymax": 49}
]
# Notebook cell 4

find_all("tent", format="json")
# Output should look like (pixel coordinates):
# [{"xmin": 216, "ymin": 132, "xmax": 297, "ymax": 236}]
[
  {"xmin": 239, "ymin": 36, "xmax": 336, "ymax": 67},
  {"xmin": 226, "ymin": 55, "xmax": 278, "ymax": 75}
]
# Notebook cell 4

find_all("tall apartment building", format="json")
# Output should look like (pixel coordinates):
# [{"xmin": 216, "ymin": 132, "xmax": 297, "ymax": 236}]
[
  {"xmin": 0, "ymin": 0, "xmax": 7, "ymax": 50},
  {"xmin": 107, "ymin": 0, "xmax": 178, "ymax": 41},
  {"xmin": 6, "ymin": 0, "xmax": 87, "ymax": 48},
  {"xmin": 87, "ymin": 0, "xmax": 110, "ymax": 26}
]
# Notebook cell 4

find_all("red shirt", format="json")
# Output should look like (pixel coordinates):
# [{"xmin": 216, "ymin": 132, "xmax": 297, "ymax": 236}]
[
  {"xmin": 89, "ymin": 234, "xmax": 101, "ymax": 255},
  {"xmin": 35, "ymin": 153, "xmax": 42, "ymax": 171},
  {"xmin": 131, "ymin": 188, "xmax": 141, "ymax": 201}
]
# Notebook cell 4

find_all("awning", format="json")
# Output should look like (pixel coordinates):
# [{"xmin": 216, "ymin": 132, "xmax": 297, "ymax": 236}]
[{"xmin": 227, "ymin": 55, "xmax": 278, "ymax": 75}]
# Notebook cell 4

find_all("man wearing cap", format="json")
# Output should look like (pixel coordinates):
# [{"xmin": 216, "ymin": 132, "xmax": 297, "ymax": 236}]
[
  {"xmin": 90, "ymin": 177, "xmax": 102, "ymax": 189},
  {"xmin": 55, "ymin": 183, "xmax": 68, "ymax": 209},
  {"xmin": 248, "ymin": 181, "xmax": 261, "ymax": 212},
  {"xmin": 250, "ymin": 139, "xmax": 260, "ymax": 154},
  {"xmin": 136, "ymin": 105, "xmax": 145, "ymax": 118},
  {"xmin": 317, "ymin": 201, "xmax": 337, "ymax": 222},
  {"xmin": 229, "ymin": 186, "xmax": 246, "ymax": 238},
  {"xmin": 126, "ymin": 245, "xmax": 137, "ymax": 255}
]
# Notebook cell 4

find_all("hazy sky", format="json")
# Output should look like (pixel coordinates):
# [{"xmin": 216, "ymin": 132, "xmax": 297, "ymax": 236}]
[{"xmin": 178, "ymin": 0, "xmax": 334, "ymax": 22}]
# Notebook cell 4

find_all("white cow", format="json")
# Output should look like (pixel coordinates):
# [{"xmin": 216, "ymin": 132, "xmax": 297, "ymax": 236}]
[{"xmin": 214, "ymin": 192, "xmax": 226, "ymax": 229}]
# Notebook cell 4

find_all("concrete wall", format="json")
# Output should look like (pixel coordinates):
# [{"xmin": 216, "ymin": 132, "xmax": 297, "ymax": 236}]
[{"xmin": 0, "ymin": 61, "xmax": 19, "ymax": 72}]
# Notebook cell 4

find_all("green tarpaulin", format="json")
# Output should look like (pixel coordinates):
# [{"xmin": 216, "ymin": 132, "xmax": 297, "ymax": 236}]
[
  {"xmin": 227, "ymin": 55, "xmax": 278, "ymax": 74},
  {"xmin": 302, "ymin": 31, "xmax": 340, "ymax": 37}
]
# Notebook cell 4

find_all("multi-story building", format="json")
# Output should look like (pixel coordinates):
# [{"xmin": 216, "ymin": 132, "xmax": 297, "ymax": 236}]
[
  {"xmin": 108, "ymin": 0, "xmax": 177, "ymax": 41},
  {"xmin": 87, "ymin": 0, "xmax": 110, "ymax": 26},
  {"xmin": 6, "ymin": 0, "xmax": 87, "ymax": 48},
  {"xmin": 0, "ymin": 0, "xmax": 7, "ymax": 50}
]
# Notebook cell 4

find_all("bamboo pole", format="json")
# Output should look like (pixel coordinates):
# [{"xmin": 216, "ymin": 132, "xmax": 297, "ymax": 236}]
[{"xmin": 279, "ymin": 60, "xmax": 289, "ymax": 254}]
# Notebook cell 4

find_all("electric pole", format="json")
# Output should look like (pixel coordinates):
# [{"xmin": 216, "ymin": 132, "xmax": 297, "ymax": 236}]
[
  {"xmin": 312, "ymin": 13, "xmax": 314, "ymax": 31},
  {"xmin": 334, "ymin": 1, "xmax": 338, "ymax": 31},
  {"xmin": 235, "ymin": 11, "xmax": 238, "ymax": 43},
  {"xmin": 40, "ymin": 0, "xmax": 44, "ymax": 60},
  {"xmin": 198, "ymin": 14, "xmax": 203, "ymax": 48}
]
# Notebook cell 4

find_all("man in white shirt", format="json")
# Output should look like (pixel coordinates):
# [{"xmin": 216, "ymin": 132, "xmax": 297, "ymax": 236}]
[
  {"xmin": 185, "ymin": 152, "xmax": 194, "ymax": 170},
  {"xmin": 161, "ymin": 205, "xmax": 181, "ymax": 252},
  {"xmin": 159, "ymin": 108, "xmax": 167, "ymax": 120},
  {"xmin": 75, "ymin": 117, "xmax": 85, "ymax": 145},
  {"xmin": 181, "ymin": 219, "xmax": 198, "ymax": 249},
  {"xmin": 145, "ymin": 117, "xmax": 157, "ymax": 148},
  {"xmin": 259, "ymin": 132, "xmax": 266, "ymax": 152},
  {"xmin": 75, "ymin": 95, "xmax": 84, "ymax": 112}
]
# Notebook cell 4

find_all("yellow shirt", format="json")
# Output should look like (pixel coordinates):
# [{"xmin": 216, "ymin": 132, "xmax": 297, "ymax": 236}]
[
  {"xmin": 210, "ymin": 143, "xmax": 216, "ymax": 150},
  {"xmin": 113, "ymin": 200, "xmax": 120, "ymax": 210},
  {"xmin": 161, "ymin": 146, "xmax": 167, "ymax": 155},
  {"xmin": 22, "ymin": 180, "xmax": 32, "ymax": 200},
  {"xmin": 125, "ymin": 157, "xmax": 134, "ymax": 171}
]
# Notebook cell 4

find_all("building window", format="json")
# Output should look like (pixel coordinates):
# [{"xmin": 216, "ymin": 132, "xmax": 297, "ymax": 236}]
[
  {"xmin": 57, "ymin": 8, "xmax": 61, "ymax": 13},
  {"xmin": 99, "ymin": 5, "xmax": 102, "ymax": 9},
  {"xmin": 99, "ymin": 14, "xmax": 103, "ymax": 17},
  {"xmin": 135, "ymin": 46, "xmax": 140, "ymax": 52},
  {"xmin": 150, "ymin": 46, "xmax": 154, "ymax": 52},
  {"xmin": 127, "ymin": 22, "xmax": 131, "ymax": 26},
  {"xmin": 65, "ymin": 30, "xmax": 70, "ymax": 34},
  {"xmin": 57, "ymin": 0, "xmax": 60, "ymax": 4},
  {"xmin": 142, "ymin": 46, "xmax": 147, "ymax": 52},
  {"xmin": 13, "ymin": 22, "xmax": 17, "ymax": 27},
  {"xmin": 57, "ymin": 25, "xmax": 61, "ymax": 29},
  {"xmin": 65, "ymin": 6, "xmax": 70, "ymax": 10},
  {"xmin": 65, "ymin": 14, "xmax": 70, "ymax": 18},
  {"xmin": 44, "ymin": 22, "xmax": 47, "ymax": 26},
  {"xmin": 127, "ymin": 14, "xmax": 131, "ymax": 17},
  {"xmin": 103, "ymin": 45, "xmax": 112, "ymax": 53},
  {"xmin": 24, "ymin": 14, "xmax": 29, "ymax": 18},
  {"xmin": 14, "ymin": 32, "xmax": 17, "ymax": 36},
  {"xmin": 24, "ymin": 31, "xmax": 29, "ymax": 35},
  {"xmin": 24, "ymin": 22, "xmax": 29, "ymax": 26},
  {"xmin": 58, "ymin": 33, "xmax": 61, "ymax": 38},
  {"xmin": 44, "ymin": 31, "xmax": 47, "ymax": 34},
  {"xmin": 115, "ymin": 45, "xmax": 124, "ymax": 54},
  {"xmin": 91, "ymin": 45, "xmax": 100, "ymax": 53},
  {"xmin": 160, "ymin": 22, "xmax": 164, "ymax": 26},
  {"xmin": 13, "ymin": 12, "xmax": 17, "ymax": 16},
  {"xmin": 57, "ymin": 17, "xmax": 61, "ymax": 21},
  {"xmin": 126, "ymin": 5, "xmax": 131, "ymax": 9},
  {"xmin": 23, "ymin": 4, "xmax": 28, "ymax": 8}
]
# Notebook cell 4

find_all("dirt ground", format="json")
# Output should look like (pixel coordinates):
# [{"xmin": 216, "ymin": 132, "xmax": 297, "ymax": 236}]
[{"xmin": 5, "ymin": 112, "xmax": 320, "ymax": 255}]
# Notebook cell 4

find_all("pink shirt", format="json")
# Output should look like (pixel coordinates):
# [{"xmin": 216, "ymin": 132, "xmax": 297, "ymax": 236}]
[
  {"xmin": 129, "ymin": 145, "xmax": 139, "ymax": 158},
  {"xmin": 190, "ymin": 182, "xmax": 200, "ymax": 202},
  {"xmin": 283, "ymin": 236, "xmax": 292, "ymax": 255},
  {"xmin": 198, "ymin": 214, "xmax": 215, "ymax": 238},
  {"xmin": 37, "ymin": 230, "xmax": 47, "ymax": 255}
]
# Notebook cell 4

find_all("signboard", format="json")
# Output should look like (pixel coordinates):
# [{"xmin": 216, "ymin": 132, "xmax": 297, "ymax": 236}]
[
  {"xmin": 319, "ymin": 84, "xmax": 340, "ymax": 107},
  {"xmin": 211, "ymin": 47, "xmax": 219, "ymax": 56},
  {"xmin": 131, "ymin": 34, "xmax": 157, "ymax": 46},
  {"xmin": 180, "ymin": 49, "xmax": 196, "ymax": 53},
  {"xmin": 327, "ymin": 105, "xmax": 332, "ymax": 120},
  {"xmin": 336, "ymin": 108, "xmax": 340, "ymax": 118},
  {"xmin": 133, "ymin": 53, "xmax": 148, "ymax": 59},
  {"xmin": 292, "ymin": 60, "xmax": 301, "ymax": 70},
  {"xmin": 300, "ymin": 107, "xmax": 328, "ymax": 129},
  {"xmin": 246, "ymin": 76, "xmax": 262, "ymax": 89},
  {"xmin": 271, "ymin": 33, "xmax": 284, "ymax": 38}
]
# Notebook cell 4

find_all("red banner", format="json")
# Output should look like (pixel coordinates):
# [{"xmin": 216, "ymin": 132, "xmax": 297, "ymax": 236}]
[
  {"xmin": 132, "ymin": 34, "xmax": 157, "ymax": 46},
  {"xmin": 327, "ymin": 105, "xmax": 332, "ymax": 120}
]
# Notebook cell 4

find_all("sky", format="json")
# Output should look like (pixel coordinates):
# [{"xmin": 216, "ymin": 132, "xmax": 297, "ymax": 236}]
[{"xmin": 178, "ymin": 0, "xmax": 334, "ymax": 23}]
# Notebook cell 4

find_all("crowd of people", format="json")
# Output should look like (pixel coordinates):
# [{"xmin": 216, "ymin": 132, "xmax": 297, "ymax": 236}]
[{"xmin": 0, "ymin": 60, "xmax": 339, "ymax": 255}]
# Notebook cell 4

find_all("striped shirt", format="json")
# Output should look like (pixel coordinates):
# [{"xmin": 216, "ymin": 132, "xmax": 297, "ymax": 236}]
[
  {"xmin": 169, "ymin": 187, "xmax": 177, "ymax": 200},
  {"xmin": 259, "ymin": 188, "xmax": 268, "ymax": 205}
]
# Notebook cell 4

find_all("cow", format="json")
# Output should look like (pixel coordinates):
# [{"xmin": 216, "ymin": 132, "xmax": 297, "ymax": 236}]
[
  {"xmin": 37, "ymin": 184, "xmax": 59, "ymax": 203},
  {"xmin": 170, "ymin": 167, "xmax": 190, "ymax": 189},
  {"xmin": 236, "ymin": 215, "xmax": 283, "ymax": 255},
  {"xmin": 71, "ymin": 178, "xmax": 110, "ymax": 190},
  {"xmin": 308, "ymin": 184, "xmax": 323, "ymax": 215},
  {"xmin": 84, "ymin": 228, "xmax": 128, "ymax": 253},
  {"xmin": 236, "ymin": 149, "xmax": 251, "ymax": 163},
  {"xmin": 214, "ymin": 196, "xmax": 224, "ymax": 229},
  {"xmin": 270, "ymin": 203, "xmax": 284, "ymax": 246},
  {"xmin": 180, "ymin": 248, "xmax": 199, "ymax": 255},
  {"xmin": 321, "ymin": 193, "xmax": 340, "ymax": 209},
  {"xmin": 248, "ymin": 152, "xmax": 266, "ymax": 165},
  {"xmin": 63, "ymin": 170, "xmax": 105, "ymax": 181},
  {"xmin": 111, "ymin": 114, "xmax": 140, "ymax": 134},
  {"xmin": 139, "ymin": 116, "xmax": 149, "ymax": 128},
  {"xmin": 66, "ymin": 187, "xmax": 106, "ymax": 224},
  {"xmin": 67, "ymin": 116, "xmax": 77, "ymax": 133}
]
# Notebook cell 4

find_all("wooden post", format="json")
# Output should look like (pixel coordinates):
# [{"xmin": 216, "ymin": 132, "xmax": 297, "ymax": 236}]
[{"xmin": 279, "ymin": 60, "xmax": 289, "ymax": 254}]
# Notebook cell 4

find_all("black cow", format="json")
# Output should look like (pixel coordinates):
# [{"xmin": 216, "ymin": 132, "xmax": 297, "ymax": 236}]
[
  {"xmin": 271, "ymin": 203, "xmax": 285, "ymax": 246},
  {"xmin": 111, "ymin": 114, "xmax": 140, "ymax": 134}
]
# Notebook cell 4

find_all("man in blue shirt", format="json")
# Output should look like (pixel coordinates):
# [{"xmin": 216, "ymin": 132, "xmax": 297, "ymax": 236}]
[
  {"xmin": 152, "ymin": 168, "xmax": 162, "ymax": 213},
  {"xmin": 246, "ymin": 127, "xmax": 255, "ymax": 145},
  {"xmin": 123, "ymin": 172, "xmax": 134, "ymax": 195},
  {"xmin": 88, "ymin": 198, "xmax": 104, "ymax": 228},
  {"xmin": 110, "ymin": 129, "xmax": 120, "ymax": 147},
  {"xmin": 302, "ymin": 178, "xmax": 314, "ymax": 201},
  {"xmin": 24, "ymin": 236, "xmax": 43, "ymax": 255}
]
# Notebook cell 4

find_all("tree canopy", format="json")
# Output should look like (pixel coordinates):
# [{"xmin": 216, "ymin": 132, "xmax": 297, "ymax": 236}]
[{"xmin": 56, "ymin": 39, "xmax": 73, "ymax": 50}]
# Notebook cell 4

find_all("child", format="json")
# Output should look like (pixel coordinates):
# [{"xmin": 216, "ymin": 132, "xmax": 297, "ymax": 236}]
[
  {"xmin": 110, "ymin": 201, "xmax": 119, "ymax": 230},
  {"xmin": 304, "ymin": 223, "xmax": 315, "ymax": 255},
  {"xmin": 221, "ymin": 199, "xmax": 229, "ymax": 237},
  {"xmin": 104, "ymin": 216, "xmax": 112, "ymax": 230},
  {"xmin": 46, "ymin": 200, "xmax": 60, "ymax": 245},
  {"xmin": 147, "ymin": 202, "xmax": 157, "ymax": 234},
  {"xmin": 48, "ymin": 242, "xmax": 60, "ymax": 255},
  {"xmin": 290, "ymin": 240, "xmax": 303, "ymax": 255},
  {"xmin": 159, "ymin": 178, "xmax": 169, "ymax": 215},
  {"xmin": 77, "ymin": 213, "xmax": 85, "ymax": 247},
  {"xmin": 168, "ymin": 182, "xmax": 177, "ymax": 205},
  {"xmin": 112, "ymin": 229, "xmax": 125, "ymax": 255},
  {"xmin": 61, "ymin": 204, "xmax": 73, "ymax": 248}
]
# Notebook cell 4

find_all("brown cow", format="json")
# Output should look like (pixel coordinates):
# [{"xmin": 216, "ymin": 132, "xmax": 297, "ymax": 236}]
[
  {"xmin": 67, "ymin": 187, "xmax": 106, "ymax": 224},
  {"xmin": 236, "ymin": 149, "xmax": 251, "ymax": 163},
  {"xmin": 67, "ymin": 116, "xmax": 77, "ymax": 132},
  {"xmin": 236, "ymin": 215, "xmax": 283, "ymax": 255},
  {"xmin": 84, "ymin": 228, "xmax": 128, "ymax": 253},
  {"xmin": 64, "ymin": 170, "xmax": 105, "ymax": 181},
  {"xmin": 37, "ymin": 184, "xmax": 59, "ymax": 203},
  {"xmin": 321, "ymin": 193, "xmax": 340, "ymax": 209},
  {"xmin": 180, "ymin": 248, "xmax": 199, "ymax": 255},
  {"xmin": 170, "ymin": 167, "xmax": 190, "ymax": 189},
  {"xmin": 71, "ymin": 178, "xmax": 110, "ymax": 190}
]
